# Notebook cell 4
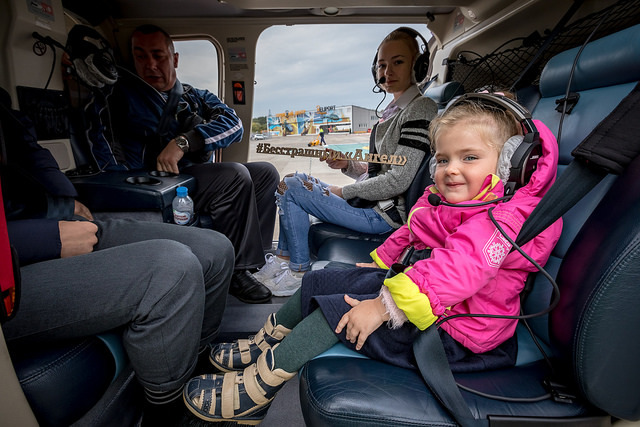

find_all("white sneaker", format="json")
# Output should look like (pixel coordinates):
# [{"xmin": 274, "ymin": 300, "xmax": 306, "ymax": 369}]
[
  {"xmin": 265, "ymin": 269, "xmax": 303, "ymax": 297},
  {"xmin": 253, "ymin": 253, "xmax": 288, "ymax": 282}
]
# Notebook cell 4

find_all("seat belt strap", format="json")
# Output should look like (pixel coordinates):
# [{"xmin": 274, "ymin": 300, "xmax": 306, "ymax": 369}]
[
  {"xmin": 413, "ymin": 326, "xmax": 488, "ymax": 427},
  {"xmin": 515, "ymin": 160, "xmax": 606, "ymax": 246},
  {"xmin": 367, "ymin": 123, "xmax": 380, "ymax": 177},
  {"xmin": 516, "ymin": 81, "xmax": 640, "ymax": 247},
  {"xmin": 571, "ymin": 81, "xmax": 640, "ymax": 174},
  {"xmin": 157, "ymin": 79, "xmax": 184, "ymax": 137}
]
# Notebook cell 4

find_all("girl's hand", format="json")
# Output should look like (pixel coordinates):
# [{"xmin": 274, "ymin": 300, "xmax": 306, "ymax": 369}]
[
  {"xmin": 323, "ymin": 149, "xmax": 349, "ymax": 169},
  {"xmin": 355, "ymin": 262, "xmax": 379, "ymax": 268},
  {"xmin": 335, "ymin": 295, "xmax": 389, "ymax": 350}
]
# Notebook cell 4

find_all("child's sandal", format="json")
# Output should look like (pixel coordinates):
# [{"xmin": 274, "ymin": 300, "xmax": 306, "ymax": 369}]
[
  {"xmin": 184, "ymin": 347, "xmax": 295, "ymax": 424},
  {"xmin": 209, "ymin": 313, "xmax": 291, "ymax": 372}
]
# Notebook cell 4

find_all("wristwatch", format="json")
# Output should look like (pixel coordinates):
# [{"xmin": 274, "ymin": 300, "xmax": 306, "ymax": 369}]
[{"xmin": 175, "ymin": 135, "xmax": 189, "ymax": 153}]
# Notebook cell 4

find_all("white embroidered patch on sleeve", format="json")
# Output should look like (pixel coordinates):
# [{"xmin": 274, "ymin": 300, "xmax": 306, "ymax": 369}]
[{"xmin": 483, "ymin": 229, "xmax": 512, "ymax": 267}]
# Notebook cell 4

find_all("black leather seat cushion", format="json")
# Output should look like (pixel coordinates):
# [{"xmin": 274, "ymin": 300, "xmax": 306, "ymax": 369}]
[
  {"xmin": 309, "ymin": 222, "xmax": 390, "ymax": 263},
  {"xmin": 300, "ymin": 357, "xmax": 602, "ymax": 427},
  {"xmin": 10, "ymin": 337, "xmax": 115, "ymax": 427}
]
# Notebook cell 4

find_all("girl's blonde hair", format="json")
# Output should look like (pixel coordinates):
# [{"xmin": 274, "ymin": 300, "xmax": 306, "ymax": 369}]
[{"xmin": 429, "ymin": 95, "xmax": 522, "ymax": 154}]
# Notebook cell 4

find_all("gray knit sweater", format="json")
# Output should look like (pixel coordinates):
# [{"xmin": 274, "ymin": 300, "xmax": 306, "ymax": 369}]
[{"xmin": 341, "ymin": 88, "xmax": 437, "ymax": 228}]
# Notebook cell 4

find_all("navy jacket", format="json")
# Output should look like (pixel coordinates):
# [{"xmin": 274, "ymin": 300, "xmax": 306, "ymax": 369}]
[
  {"xmin": 1, "ymin": 96, "xmax": 76, "ymax": 266},
  {"xmin": 89, "ymin": 71, "xmax": 243, "ymax": 170}
]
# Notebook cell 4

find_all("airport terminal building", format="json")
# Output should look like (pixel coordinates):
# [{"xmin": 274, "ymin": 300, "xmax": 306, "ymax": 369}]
[{"xmin": 267, "ymin": 104, "xmax": 378, "ymax": 137}]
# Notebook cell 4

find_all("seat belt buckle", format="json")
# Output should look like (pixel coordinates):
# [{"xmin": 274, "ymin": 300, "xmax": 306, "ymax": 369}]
[
  {"xmin": 378, "ymin": 199, "xmax": 394, "ymax": 211},
  {"xmin": 399, "ymin": 246, "xmax": 415, "ymax": 265},
  {"xmin": 543, "ymin": 378, "xmax": 577, "ymax": 404}
]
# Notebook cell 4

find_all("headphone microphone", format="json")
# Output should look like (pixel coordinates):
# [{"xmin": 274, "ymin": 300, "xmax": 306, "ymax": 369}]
[
  {"xmin": 378, "ymin": 76, "xmax": 386, "ymax": 85},
  {"xmin": 427, "ymin": 193, "xmax": 513, "ymax": 208}
]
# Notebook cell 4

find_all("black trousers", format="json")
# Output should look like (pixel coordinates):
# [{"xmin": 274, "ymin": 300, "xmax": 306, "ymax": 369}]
[{"xmin": 183, "ymin": 161, "xmax": 279, "ymax": 270}]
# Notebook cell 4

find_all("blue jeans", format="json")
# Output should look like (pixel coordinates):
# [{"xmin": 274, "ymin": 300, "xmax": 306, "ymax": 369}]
[
  {"xmin": 3, "ymin": 219, "xmax": 234, "ymax": 393},
  {"xmin": 276, "ymin": 172, "xmax": 393, "ymax": 271}
]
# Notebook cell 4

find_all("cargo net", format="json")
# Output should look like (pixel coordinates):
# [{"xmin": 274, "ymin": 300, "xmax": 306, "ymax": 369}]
[{"xmin": 447, "ymin": 0, "xmax": 640, "ymax": 93}]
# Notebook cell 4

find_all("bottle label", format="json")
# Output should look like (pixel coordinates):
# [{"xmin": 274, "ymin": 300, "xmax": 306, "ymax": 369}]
[{"xmin": 173, "ymin": 209, "xmax": 192, "ymax": 225}]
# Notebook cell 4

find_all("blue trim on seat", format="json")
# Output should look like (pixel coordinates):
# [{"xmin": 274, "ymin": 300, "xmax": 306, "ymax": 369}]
[
  {"xmin": 96, "ymin": 332, "xmax": 128, "ymax": 382},
  {"xmin": 313, "ymin": 343, "xmax": 368, "ymax": 360}
]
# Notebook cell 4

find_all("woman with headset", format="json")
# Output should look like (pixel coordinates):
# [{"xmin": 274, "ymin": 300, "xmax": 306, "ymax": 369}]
[{"xmin": 255, "ymin": 28, "xmax": 438, "ymax": 296}]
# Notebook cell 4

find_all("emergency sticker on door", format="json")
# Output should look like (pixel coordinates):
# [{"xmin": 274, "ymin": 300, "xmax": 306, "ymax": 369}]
[{"xmin": 483, "ymin": 229, "xmax": 511, "ymax": 267}]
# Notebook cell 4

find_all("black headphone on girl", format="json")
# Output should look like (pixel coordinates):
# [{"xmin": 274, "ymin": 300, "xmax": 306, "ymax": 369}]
[
  {"xmin": 446, "ymin": 92, "xmax": 542, "ymax": 194},
  {"xmin": 371, "ymin": 27, "xmax": 430, "ymax": 86}
]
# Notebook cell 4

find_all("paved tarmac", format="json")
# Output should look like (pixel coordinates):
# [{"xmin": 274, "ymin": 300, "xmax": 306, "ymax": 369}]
[
  {"xmin": 248, "ymin": 132, "xmax": 371, "ymax": 186},
  {"xmin": 248, "ymin": 132, "xmax": 372, "ymax": 242}
]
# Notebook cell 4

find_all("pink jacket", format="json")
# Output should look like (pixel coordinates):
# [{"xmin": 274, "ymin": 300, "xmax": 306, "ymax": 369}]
[{"xmin": 371, "ymin": 120, "xmax": 562, "ymax": 353}]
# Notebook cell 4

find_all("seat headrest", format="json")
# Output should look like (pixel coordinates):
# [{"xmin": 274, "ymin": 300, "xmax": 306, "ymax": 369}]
[
  {"xmin": 423, "ymin": 81, "xmax": 464, "ymax": 108},
  {"xmin": 540, "ymin": 24, "xmax": 640, "ymax": 97}
]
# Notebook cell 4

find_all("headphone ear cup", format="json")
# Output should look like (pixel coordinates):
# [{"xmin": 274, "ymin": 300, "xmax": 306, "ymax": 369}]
[
  {"xmin": 85, "ymin": 50, "xmax": 118, "ymax": 85},
  {"xmin": 66, "ymin": 25, "xmax": 118, "ymax": 88},
  {"xmin": 509, "ymin": 133, "xmax": 542, "ymax": 189},
  {"xmin": 413, "ymin": 52, "xmax": 430, "ymax": 83},
  {"xmin": 72, "ymin": 57, "xmax": 107, "ymax": 88},
  {"xmin": 372, "ymin": 52, "xmax": 378, "ymax": 84}
]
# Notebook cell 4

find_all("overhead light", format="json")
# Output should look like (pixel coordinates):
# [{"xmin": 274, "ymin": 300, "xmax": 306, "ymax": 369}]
[{"xmin": 322, "ymin": 7, "xmax": 340, "ymax": 16}]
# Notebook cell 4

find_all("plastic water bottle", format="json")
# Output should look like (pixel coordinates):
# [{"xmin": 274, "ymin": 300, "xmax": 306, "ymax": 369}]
[{"xmin": 172, "ymin": 186, "xmax": 194, "ymax": 225}]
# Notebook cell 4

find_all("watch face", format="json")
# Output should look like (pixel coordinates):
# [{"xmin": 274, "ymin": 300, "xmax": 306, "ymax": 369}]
[{"xmin": 176, "ymin": 136, "xmax": 189, "ymax": 152}]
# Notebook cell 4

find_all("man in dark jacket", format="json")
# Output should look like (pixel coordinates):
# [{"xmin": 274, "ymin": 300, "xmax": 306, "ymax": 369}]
[
  {"xmin": 88, "ymin": 24, "xmax": 276, "ymax": 303},
  {"xmin": 0, "ymin": 87, "xmax": 234, "ymax": 424}
]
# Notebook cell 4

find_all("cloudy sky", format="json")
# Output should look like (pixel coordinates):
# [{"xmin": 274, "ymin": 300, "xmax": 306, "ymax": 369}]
[{"xmin": 175, "ymin": 23, "xmax": 429, "ymax": 118}]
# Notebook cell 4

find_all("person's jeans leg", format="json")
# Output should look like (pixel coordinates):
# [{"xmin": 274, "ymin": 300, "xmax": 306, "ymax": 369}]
[
  {"xmin": 4, "ymin": 239, "xmax": 206, "ymax": 393},
  {"xmin": 275, "ymin": 173, "xmax": 393, "ymax": 271},
  {"xmin": 275, "ymin": 173, "xmax": 317, "ymax": 271},
  {"xmin": 276, "ymin": 220, "xmax": 290, "ymax": 257},
  {"xmin": 95, "ymin": 220, "xmax": 235, "ymax": 345}
]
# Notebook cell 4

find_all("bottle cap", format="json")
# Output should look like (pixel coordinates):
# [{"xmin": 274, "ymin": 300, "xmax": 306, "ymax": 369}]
[{"xmin": 176, "ymin": 186, "xmax": 188, "ymax": 197}]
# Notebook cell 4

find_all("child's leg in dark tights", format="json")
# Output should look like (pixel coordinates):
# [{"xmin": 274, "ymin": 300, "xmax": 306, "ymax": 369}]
[
  {"xmin": 274, "ymin": 288, "xmax": 303, "ymax": 329},
  {"xmin": 273, "ymin": 308, "xmax": 338, "ymax": 372}
]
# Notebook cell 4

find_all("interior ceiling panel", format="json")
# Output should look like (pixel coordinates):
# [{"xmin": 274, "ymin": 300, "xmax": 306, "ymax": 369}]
[{"xmin": 64, "ymin": 0, "xmax": 454, "ymax": 21}]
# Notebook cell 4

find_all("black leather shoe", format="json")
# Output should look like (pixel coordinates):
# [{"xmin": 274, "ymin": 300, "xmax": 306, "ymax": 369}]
[{"xmin": 229, "ymin": 270, "xmax": 272, "ymax": 304}]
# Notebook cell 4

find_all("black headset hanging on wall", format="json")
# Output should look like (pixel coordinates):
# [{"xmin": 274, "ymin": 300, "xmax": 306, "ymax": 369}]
[
  {"xmin": 65, "ymin": 25, "xmax": 118, "ymax": 89},
  {"xmin": 371, "ymin": 26, "xmax": 431, "ymax": 88}
]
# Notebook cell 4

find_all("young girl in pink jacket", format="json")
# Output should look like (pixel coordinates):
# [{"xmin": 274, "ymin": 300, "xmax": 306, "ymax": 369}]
[{"xmin": 183, "ymin": 93, "xmax": 563, "ymax": 424}]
